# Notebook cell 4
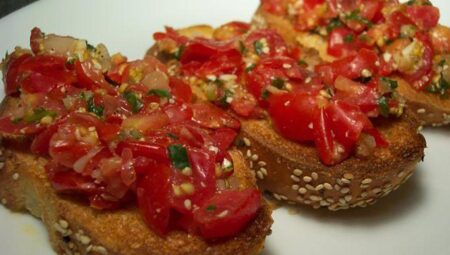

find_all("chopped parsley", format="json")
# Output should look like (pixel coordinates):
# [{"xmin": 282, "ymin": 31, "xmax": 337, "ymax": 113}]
[
  {"xmin": 168, "ymin": 144, "xmax": 190, "ymax": 170},
  {"xmin": 24, "ymin": 108, "xmax": 57, "ymax": 123},
  {"xmin": 86, "ymin": 42, "xmax": 96, "ymax": 51},
  {"xmin": 253, "ymin": 40, "xmax": 264, "ymax": 55},
  {"xmin": 205, "ymin": 204, "xmax": 217, "ymax": 212},
  {"xmin": 166, "ymin": 133, "xmax": 179, "ymax": 140},
  {"xmin": 298, "ymin": 59, "xmax": 308, "ymax": 66},
  {"xmin": 380, "ymin": 77, "xmax": 399, "ymax": 90},
  {"xmin": 173, "ymin": 45, "xmax": 185, "ymax": 60},
  {"xmin": 271, "ymin": 77, "xmax": 285, "ymax": 89},
  {"xmin": 87, "ymin": 96, "xmax": 104, "ymax": 117},
  {"xmin": 345, "ymin": 10, "xmax": 373, "ymax": 28},
  {"xmin": 326, "ymin": 18, "xmax": 343, "ymax": 33},
  {"xmin": 218, "ymin": 89, "xmax": 234, "ymax": 106},
  {"xmin": 124, "ymin": 91, "xmax": 143, "ymax": 113},
  {"xmin": 378, "ymin": 96, "xmax": 390, "ymax": 117},
  {"xmin": 344, "ymin": 34, "xmax": 354, "ymax": 43},
  {"xmin": 245, "ymin": 63, "xmax": 256, "ymax": 72},
  {"xmin": 129, "ymin": 130, "xmax": 143, "ymax": 140},
  {"xmin": 261, "ymin": 89, "xmax": 270, "ymax": 100},
  {"xmin": 239, "ymin": 41, "xmax": 247, "ymax": 54},
  {"xmin": 148, "ymin": 89, "xmax": 172, "ymax": 98},
  {"xmin": 427, "ymin": 76, "xmax": 450, "ymax": 96}
]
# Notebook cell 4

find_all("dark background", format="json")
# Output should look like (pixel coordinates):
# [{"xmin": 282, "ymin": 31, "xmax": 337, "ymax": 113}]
[{"xmin": 0, "ymin": 0, "xmax": 37, "ymax": 18}]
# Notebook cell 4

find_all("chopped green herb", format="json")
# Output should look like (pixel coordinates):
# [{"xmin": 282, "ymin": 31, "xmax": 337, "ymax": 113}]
[
  {"xmin": 86, "ymin": 42, "xmax": 96, "ymax": 51},
  {"xmin": 381, "ymin": 77, "xmax": 398, "ymax": 90},
  {"xmin": 439, "ymin": 59, "xmax": 446, "ymax": 67},
  {"xmin": 378, "ymin": 96, "xmax": 390, "ymax": 117},
  {"xmin": 168, "ymin": 144, "xmax": 190, "ymax": 170},
  {"xmin": 298, "ymin": 59, "xmax": 308, "ymax": 66},
  {"xmin": 218, "ymin": 89, "xmax": 234, "ymax": 106},
  {"xmin": 124, "ymin": 91, "xmax": 143, "ymax": 113},
  {"xmin": 344, "ymin": 34, "xmax": 354, "ymax": 43},
  {"xmin": 271, "ymin": 77, "xmax": 285, "ymax": 89},
  {"xmin": 24, "ymin": 108, "xmax": 57, "ymax": 123},
  {"xmin": 166, "ymin": 133, "xmax": 179, "ymax": 140},
  {"xmin": 173, "ymin": 45, "xmax": 185, "ymax": 60},
  {"xmin": 87, "ymin": 96, "xmax": 104, "ymax": 117},
  {"xmin": 205, "ymin": 204, "xmax": 217, "ymax": 212},
  {"xmin": 129, "ymin": 130, "xmax": 143, "ymax": 140},
  {"xmin": 326, "ymin": 18, "xmax": 343, "ymax": 33},
  {"xmin": 12, "ymin": 117, "xmax": 22, "ymax": 124},
  {"xmin": 66, "ymin": 56, "xmax": 79, "ymax": 65},
  {"xmin": 148, "ymin": 89, "xmax": 172, "ymax": 98},
  {"xmin": 261, "ymin": 89, "xmax": 270, "ymax": 100},
  {"xmin": 245, "ymin": 63, "xmax": 256, "ymax": 72},
  {"xmin": 253, "ymin": 40, "xmax": 264, "ymax": 55},
  {"xmin": 345, "ymin": 10, "xmax": 373, "ymax": 28},
  {"xmin": 239, "ymin": 41, "xmax": 247, "ymax": 54}
]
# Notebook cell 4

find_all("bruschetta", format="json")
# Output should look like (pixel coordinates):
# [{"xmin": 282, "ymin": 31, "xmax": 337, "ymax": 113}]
[
  {"xmin": 253, "ymin": 0, "xmax": 450, "ymax": 126},
  {"xmin": 0, "ymin": 28, "xmax": 273, "ymax": 255},
  {"xmin": 148, "ymin": 22, "xmax": 426, "ymax": 210}
]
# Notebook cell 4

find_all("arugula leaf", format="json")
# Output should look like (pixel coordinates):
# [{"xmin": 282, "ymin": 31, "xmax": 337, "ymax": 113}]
[
  {"xmin": 168, "ymin": 144, "xmax": 190, "ymax": 170},
  {"xmin": 87, "ymin": 96, "xmax": 104, "ymax": 117},
  {"xmin": 24, "ymin": 108, "xmax": 57, "ymax": 123},
  {"xmin": 124, "ymin": 91, "xmax": 143, "ymax": 113},
  {"xmin": 148, "ymin": 89, "xmax": 172, "ymax": 98}
]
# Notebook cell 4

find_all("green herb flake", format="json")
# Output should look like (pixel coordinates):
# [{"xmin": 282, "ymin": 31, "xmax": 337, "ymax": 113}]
[
  {"xmin": 24, "ymin": 108, "xmax": 57, "ymax": 123},
  {"xmin": 245, "ymin": 63, "xmax": 256, "ymax": 72},
  {"xmin": 344, "ymin": 34, "xmax": 354, "ymax": 43},
  {"xmin": 439, "ymin": 59, "xmax": 446, "ymax": 67},
  {"xmin": 86, "ymin": 42, "xmax": 96, "ymax": 51},
  {"xmin": 174, "ymin": 45, "xmax": 185, "ymax": 60},
  {"xmin": 87, "ymin": 96, "xmax": 104, "ymax": 117},
  {"xmin": 124, "ymin": 91, "xmax": 143, "ymax": 113},
  {"xmin": 378, "ymin": 96, "xmax": 390, "ymax": 117},
  {"xmin": 261, "ymin": 89, "xmax": 270, "ymax": 100},
  {"xmin": 271, "ymin": 77, "xmax": 285, "ymax": 89},
  {"xmin": 166, "ymin": 133, "xmax": 179, "ymax": 140},
  {"xmin": 168, "ymin": 144, "xmax": 190, "ymax": 170},
  {"xmin": 253, "ymin": 40, "xmax": 264, "ymax": 55},
  {"xmin": 12, "ymin": 117, "xmax": 22, "ymax": 124},
  {"xmin": 218, "ymin": 89, "xmax": 234, "ymax": 106},
  {"xmin": 148, "ymin": 89, "xmax": 172, "ymax": 98},
  {"xmin": 381, "ymin": 77, "xmax": 398, "ymax": 90},
  {"xmin": 205, "ymin": 204, "xmax": 217, "ymax": 212},
  {"xmin": 326, "ymin": 18, "xmax": 343, "ymax": 33},
  {"xmin": 345, "ymin": 10, "xmax": 373, "ymax": 28},
  {"xmin": 298, "ymin": 59, "xmax": 308, "ymax": 66},
  {"xmin": 129, "ymin": 129, "xmax": 143, "ymax": 140},
  {"xmin": 239, "ymin": 41, "xmax": 247, "ymax": 54}
]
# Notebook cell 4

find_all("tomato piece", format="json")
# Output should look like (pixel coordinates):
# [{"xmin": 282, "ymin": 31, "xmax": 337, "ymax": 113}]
[
  {"xmin": 402, "ymin": 32, "xmax": 434, "ymax": 90},
  {"xmin": 268, "ymin": 92, "xmax": 318, "ymax": 142},
  {"xmin": 116, "ymin": 140, "xmax": 168, "ymax": 162},
  {"xmin": 327, "ymin": 28, "xmax": 370, "ymax": 58},
  {"xmin": 385, "ymin": 11, "xmax": 414, "ymax": 40},
  {"xmin": 214, "ymin": 21, "xmax": 250, "ymax": 41},
  {"xmin": 122, "ymin": 112, "xmax": 170, "ymax": 134},
  {"xmin": 163, "ymin": 103, "xmax": 193, "ymax": 124},
  {"xmin": 31, "ymin": 121, "xmax": 62, "ymax": 155},
  {"xmin": 244, "ymin": 29, "xmax": 289, "ymax": 58},
  {"xmin": 261, "ymin": 0, "xmax": 286, "ymax": 15},
  {"xmin": 137, "ymin": 164, "xmax": 172, "ymax": 236},
  {"xmin": 153, "ymin": 27, "xmax": 188, "ymax": 45},
  {"xmin": 313, "ymin": 109, "xmax": 336, "ymax": 165},
  {"xmin": 4, "ymin": 53, "xmax": 32, "ymax": 96},
  {"xmin": 191, "ymin": 103, "xmax": 240, "ymax": 130},
  {"xmin": 46, "ymin": 162, "xmax": 98, "ymax": 194},
  {"xmin": 230, "ymin": 92, "xmax": 258, "ymax": 117},
  {"xmin": 406, "ymin": 5, "xmax": 439, "ymax": 30},
  {"xmin": 334, "ymin": 76, "xmax": 380, "ymax": 114},
  {"xmin": 210, "ymin": 128, "xmax": 238, "ymax": 152},
  {"xmin": 193, "ymin": 189, "xmax": 261, "ymax": 239},
  {"xmin": 169, "ymin": 78, "xmax": 192, "ymax": 103},
  {"xmin": 75, "ymin": 60, "xmax": 116, "ymax": 95}
]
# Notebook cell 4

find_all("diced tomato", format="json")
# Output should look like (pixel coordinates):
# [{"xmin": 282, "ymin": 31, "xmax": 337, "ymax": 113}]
[
  {"xmin": 116, "ymin": 140, "xmax": 168, "ymax": 162},
  {"xmin": 163, "ymin": 103, "xmax": 193, "ymax": 124},
  {"xmin": 75, "ymin": 60, "xmax": 116, "ymax": 95},
  {"xmin": 47, "ymin": 165, "xmax": 99, "ymax": 194},
  {"xmin": 122, "ymin": 112, "xmax": 170, "ymax": 134},
  {"xmin": 385, "ymin": 11, "xmax": 414, "ymax": 40},
  {"xmin": 31, "ymin": 120, "xmax": 64, "ymax": 155},
  {"xmin": 327, "ymin": 28, "xmax": 371, "ymax": 58},
  {"xmin": 193, "ymin": 189, "xmax": 261, "ymax": 239},
  {"xmin": 4, "ymin": 53, "xmax": 32, "ymax": 96},
  {"xmin": 402, "ymin": 32, "xmax": 434, "ymax": 90},
  {"xmin": 230, "ymin": 92, "xmax": 258, "ymax": 117},
  {"xmin": 191, "ymin": 103, "xmax": 240, "ymax": 130},
  {"xmin": 214, "ymin": 21, "xmax": 250, "ymax": 41},
  {"xmin": 244, "ymin": 29, "xmax": 289, "ymax": 58},
  {"xmin": 169, "ymin": 78, "xmax": 192, "ymax": 103},
  {"xmin": 210, "ymin": 128, "xmax": 238, "ymax": 152},
  {"xmin": 137, "ymin": 164, "xmax": 172, "ymax": 236},
  {"xmin": 406, "ymin": 5, "xmax": 440, "ymax": 30},
  {"xmin": 313, "ymin": 109, "xmax": 336, "ymax": 165},
  {"xmin": 153, "ymin": 27, "xmax": 189, "ymax": 45}
]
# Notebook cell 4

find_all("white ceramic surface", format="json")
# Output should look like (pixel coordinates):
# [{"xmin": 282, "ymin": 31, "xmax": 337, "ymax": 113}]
[{"xmin": 0, "ymin": 0, "xmax": 449, "ymax": 254}]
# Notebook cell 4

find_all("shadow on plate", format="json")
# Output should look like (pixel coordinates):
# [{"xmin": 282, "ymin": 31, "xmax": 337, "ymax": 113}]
[{"xmin": 278, "ymin": 166, "xmax": 425, "ymax": 226}]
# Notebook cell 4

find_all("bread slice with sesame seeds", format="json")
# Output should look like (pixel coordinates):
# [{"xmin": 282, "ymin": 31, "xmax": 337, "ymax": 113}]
[
  {"xmin": 251, "ymin": 5, "xmax": 450, "ymax": 126},
  {"xmin": 147, "ymin": 24, "xmax": 426, "ymax": 210},
  {"xmin": 0, "ymin": 97, "xmax": 273, "ymax": 255}
]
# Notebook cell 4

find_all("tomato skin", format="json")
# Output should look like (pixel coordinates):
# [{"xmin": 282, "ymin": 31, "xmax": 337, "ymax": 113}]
[
  {"xmin": 116, "ymin": 140, "xmax": 168, "ymax": 163},
  {"xmin": 210, "ymin": 128, "xmax": 238, "ymax": 152},
  {"xmin": 268, "ymin": 92, "xmax": 318, "ymax": 142},
  {"xmin": 169, "ymin": 78, "xmax": 192, "ymax": 103},
  {"xmin": 245, "ymin": 29, "xmax": 289, "ymax": 58},
  {"xmin": 230, "ymin": 92, "xmax": 258, "ymax": 117},
  {"xmin": 313, "ymin": 109, "xmax": 335, "ymax": 165},
  {"xmin": 193, "ymin": 189, "xmax": 261, "ymax": 240},
  {"xmin": 327, "ymin": 28, "xmax": 371, "ymax": 58},
  {"xmin": 191, "ymin": 103, "xmax": 241, "ymax": 130},
  {"xmin": 402, "ymin": 32, "xmax": 434, "ymax": 90},
  {"xmin": 30, "ymin": 27, "xmax": 43, "ymax": 54},
  {"xmin": 261, "ymin": 0, "xmax": 286, "ymax": 15},
  {"xmin": 137, "ymin": 164, "xmax": 172, "ymax": 236},
  {"xmin": 4, "ymin": 53, "xmax": 32, "ymax": 96},
  {"xmin": 75, "ymin": 60, "xmax": 116, "ymax": 95},
  {"xmin": 406, "ymin": 5, "xmax": 440, "ymax": 30}
]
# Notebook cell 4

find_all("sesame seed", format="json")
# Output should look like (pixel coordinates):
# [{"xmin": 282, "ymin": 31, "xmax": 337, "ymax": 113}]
[
  {"xmin": 298, "ymin": 187, "xmax": 307, "ymax": 194},
  {"xmin": 58, "ymin": 219, "xmax": 69, "ymax": 229},
  {"xmin": 184, "ymin": 199, "xmax": 192, "ymax": 210},
  {"xmin": 361, "ymin": 192, "xmax": 368, "ymax": 198},
  {"xmin": 293, "ymin": 169, "xmax": 303, "ymax": 176},
  {"xmin": 334, "ymin": 184, "xmax": 341, "ymax": 191},
  {"xmin": 303, "ymin": 200, "xmax": 312, "ymax": 205},
  {"xmin": 91, "ymin": 246, "xmax": 108, "ymax": 255},
  {"xmin": 12, "ymin": 173, "xmax": 19, "ymax": 181},
  {"xmin": 340, "ymin": 187, "xmax": 350, "ymax": 194},
  {"xmin": 260, "ymin": 168, "xmax": 268, "ymax": 176},
  {"xmin": 344, "ymin": 195, "xmax": 352, "ymax": 202},
  {"xmin": 258, "ymin": 161, "xmax": 267, "ymax": 166},
  {"xmin": 343, "ymin": 173, "xmax": 354, "ymax": 180},
  {"xmin": 303, "ymin": 176, "xmax": 312, "ymax": 183},
  {"xmin": 315, "ymin": 184, "xmax": 324, "ymax": 191},
  {"xmin": 306, "ymin": 184, "xmax": 315, "ymax": 191},
  {"xmin": 397, "ymin": 171, "xmax": 405, "ymax": 178},
  {"xmin": 361, "ymin": 178, "xmax": 373, "ymax": 184},
  {"xmin": 79, "ymin": 235, "xmax": 91, "ymax": 245},
  {"xmin": 280, "ymin": 195, "xmax": 288, "ymax": 200},
  {"xmin": 324, "ymin": 183, "xmax": 333, "ymax": 190},
  {"xmin": 246, "ymin": 149, "xmax": 252, "ymax": 158},
  {"xmin": 243, "ymin": 137, "xmax": 252, "ymax": 146},
  {"xmin": 291, "ymin": 175, "xmax": 300, "ymax": 182},
  {"xmin": 320, "ymin": 200, "xmax": 330, "ymax": 207},
  {"xmin": 257, "ymin": 171, "xmax": 264, "ymax": 180},
  {"xmin": 311, "ymin": 172, "xmax": 318, "ymax": 180},
  {"xmin": 292, "ymin": 184, "xmax": 299, "ymax": 190},
  {"xmin": 372, "ymin": 188, "xmax": 382, "ymax": 194},
  {"xmin": 341, "ymin": 178, "xmax": 351, "ymax": 184},
  {"xmin": 251, "ymin": 154, "xmax": 259, "ymax": 161},
  {"xmin": 417, "ymin": 108, "xmax": 426, "ymax": 114},
  {"xmin": 273, "ymin": 193, "xmax": 281, "ymax": 200},
  {"xmin": 338, "ymin": 198, "xmax": 346, "ymax": 205}
]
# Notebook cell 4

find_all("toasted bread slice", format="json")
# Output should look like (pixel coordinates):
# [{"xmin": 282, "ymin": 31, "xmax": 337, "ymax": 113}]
[
  {"xmin": 148, "ymin": 24, "xmax": 426, "ymax": 210},
  {"xmin": 252, "ymin": 6, "xmax": 450, "ymax": 126},
  {"xmin": 0, "ymin": 97, "xmax": 273, "ymax": 255}
]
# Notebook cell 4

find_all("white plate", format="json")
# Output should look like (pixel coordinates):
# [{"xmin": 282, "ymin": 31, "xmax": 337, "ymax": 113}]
[{"xmin": 0, "ymin": 0, "xmax": 450, "ymax": 254}]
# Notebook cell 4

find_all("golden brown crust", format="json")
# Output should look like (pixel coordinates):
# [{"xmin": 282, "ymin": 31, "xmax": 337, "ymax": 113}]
[
  {"xmin": 0, "ymin": 90, "xmax": 272, "ymax": 254},
  {"xmin": 253, "ymin": 6, "xmax": 450, "ymax": 126}
]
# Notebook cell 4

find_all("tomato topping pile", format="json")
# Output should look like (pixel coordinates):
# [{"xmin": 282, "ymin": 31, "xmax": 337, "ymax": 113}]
[
  {"xmin": 262, "ymin": 0, "xmax": 449, "ymax": 95},
  {"xmin": 154, "ymin": 25, "xmax": 401, "ymax": 165},
  {"xmin": 0, "ymin": 28, "xmax": 262, "ymax": 240}
]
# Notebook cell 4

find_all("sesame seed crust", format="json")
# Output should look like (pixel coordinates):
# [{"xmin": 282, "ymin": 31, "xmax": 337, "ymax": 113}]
[{"xmin": 237, "ymin": 109, "xmax": 425, "ymax": 210}]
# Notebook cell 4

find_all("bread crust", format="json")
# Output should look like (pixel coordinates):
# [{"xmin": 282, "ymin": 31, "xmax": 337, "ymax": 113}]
[
  {"xmin": 252, "ymin": 6, "xmax": 450, "ymax": 126},
  {"xmin": 148, "ymin": 23, "xmax": 426, "ymax": 210},
  {"xmin": 0, "ymin": 94, "xmax": 272, "ymax": 254}
]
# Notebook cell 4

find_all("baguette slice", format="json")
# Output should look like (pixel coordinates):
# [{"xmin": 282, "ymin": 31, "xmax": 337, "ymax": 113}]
[
  {"xmin": 0, "ymin": 97, "xmax": 273, "ymax": 255},
  {"xmin": 148, "ymin": 24, "xmax": 426, "ymax": 210},
  {"xmin": 252, "ymin": 6, "xmax": 450, "ymax": 126}
]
